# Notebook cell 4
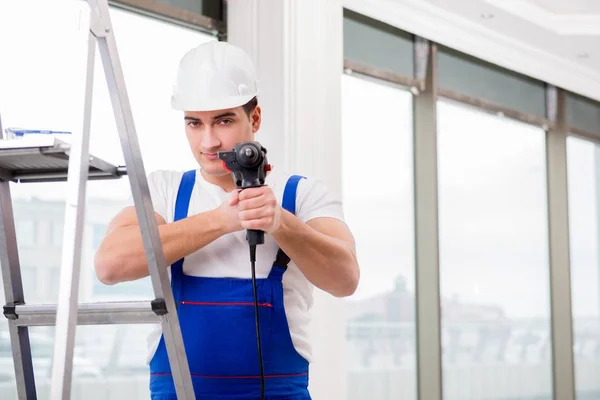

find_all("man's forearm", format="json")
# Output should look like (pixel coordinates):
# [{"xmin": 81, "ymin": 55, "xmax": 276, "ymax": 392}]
[
  {"xmin": 271, "ymin": 210, "xmax": 359, "ymax": 297},
  {"xmin": 95, "ymin": 209, "xmax": 226, "ymax": 284}
]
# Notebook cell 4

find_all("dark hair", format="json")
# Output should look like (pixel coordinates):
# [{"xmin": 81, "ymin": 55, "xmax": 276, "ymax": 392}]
[{"xmin": 242, "ymin": 96, "xmax": 258, "ymax": 117}]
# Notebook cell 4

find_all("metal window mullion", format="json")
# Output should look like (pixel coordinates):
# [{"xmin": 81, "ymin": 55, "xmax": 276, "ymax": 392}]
[
  {"xmin": 413, "ymin": 39, "xmax": 443, "ymax": 400},
  {"xmin": 569, "ymin": 126, "xmax": 600, "ymax": 145},
  {"xmin": 437, "ymin": 87, "xmax": 553, "ymax": 131},
  {"xmin": 343, "ymin": 59, "xmax": 421, "ymax": 91},
  {"xmin": 546, "ymin": 87, "xmax": 576, "ymax": 400}
]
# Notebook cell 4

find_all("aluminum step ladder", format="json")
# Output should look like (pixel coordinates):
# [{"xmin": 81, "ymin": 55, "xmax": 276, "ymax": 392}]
[{"xmin": 0, "ymin": 1, "xmax": 195, "ymax": 398}]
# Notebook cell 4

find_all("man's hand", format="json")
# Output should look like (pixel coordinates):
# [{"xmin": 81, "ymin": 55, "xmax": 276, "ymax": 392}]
[
  {"xmin": 237, "ymin": 186, "xmax": 282, "ymax": 233},
  {"xmin": 217, "ymin": 189, "xmax": 244, "ymax": 234}
]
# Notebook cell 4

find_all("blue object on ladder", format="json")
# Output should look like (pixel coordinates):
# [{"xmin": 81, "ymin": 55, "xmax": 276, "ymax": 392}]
[{"xmin": 4, "ymin": 128, "xmax": 72, "ymax": 136}]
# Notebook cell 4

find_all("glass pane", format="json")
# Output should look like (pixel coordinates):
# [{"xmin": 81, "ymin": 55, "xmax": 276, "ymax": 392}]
[
  {"xmin": 567, "ymin": 92, "xmax": 600, "ymax": 135},
  {"xmin": 0, "ymin": 1, "xmax": 215, "ymax": 398},
  {"xmin": 343, "ymin": 9, "xmax": 414, "ymax": 78},
  {"xmin": 112, "ymin": 0, "xmax": 223, "ymax": 21},
  {"xmin": 152, "ymin": 0, "xmax": 223, "ymax": 21},
  {"xmin": 566, "ymin": 136, "xmax": 600, "ymax": 399},
  {"xmin": 341, "ymin": 74, "xmax": 416, "ymax": 400},
  {"xmin": 437, "ymin": 46, "xmax": 546, "ymax": 118},
  {"xmin": 0, "ymin": 325, "xmax": 155, "ymax": 399},
  {"xmin": 437, "ymin": 100, "xmax": 552, "ymax": 399}
]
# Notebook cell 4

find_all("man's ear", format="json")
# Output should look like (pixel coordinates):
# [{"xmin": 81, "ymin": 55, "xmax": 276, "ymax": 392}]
[{"xmin": 251, "ymin": 106, "xmax": 262, "ymax": 133}]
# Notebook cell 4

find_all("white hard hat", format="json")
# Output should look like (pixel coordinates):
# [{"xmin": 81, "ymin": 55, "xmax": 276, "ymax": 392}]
[{"xmin": 171, "ymin": 41, "xmax": 258, "ymax": 111}]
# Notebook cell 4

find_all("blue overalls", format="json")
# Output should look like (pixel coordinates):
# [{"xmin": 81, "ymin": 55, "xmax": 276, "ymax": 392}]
[{"xmin": 149, "ymin": 170, "xmax": 311, "ymax": 399}]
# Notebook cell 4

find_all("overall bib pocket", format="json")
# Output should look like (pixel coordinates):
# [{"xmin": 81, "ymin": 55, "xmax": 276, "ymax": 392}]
[{"xmin": 178, "ymin": 297, "xmax": 274, "ymax": 377}]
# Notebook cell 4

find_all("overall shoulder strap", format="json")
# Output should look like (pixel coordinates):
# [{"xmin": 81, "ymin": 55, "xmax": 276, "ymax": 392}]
[
  {"xmin": 281, "ymin": 174, "xmax": 304, "ymax": 215},
  {"xmin": 171, "ymin": 169, "xmax": 196, "ymax": 298},
  {"xmin": 271, "ymin": 175, "xmax": 305, "ymax": 273},
  {"xmin": 174, "ymin": 169, "xmax": 196, "ymax": 222}
]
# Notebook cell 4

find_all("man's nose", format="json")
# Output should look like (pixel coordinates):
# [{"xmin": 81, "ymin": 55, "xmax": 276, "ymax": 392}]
[{"xmin": 201, "ymin": 127, "xmax": 221, "ymax": 149}]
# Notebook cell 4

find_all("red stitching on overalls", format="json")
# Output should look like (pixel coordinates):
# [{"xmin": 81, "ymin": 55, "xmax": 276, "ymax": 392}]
[{"xmin": 151, "ymin": 372, "xmax": 308, "ymax": 379}]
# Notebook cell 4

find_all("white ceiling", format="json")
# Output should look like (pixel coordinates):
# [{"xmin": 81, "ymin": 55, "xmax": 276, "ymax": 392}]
[
  {"xmin": 420, "ymin": 0, "xmax": 599, "ymax": 74},
  {"xmin": 530, "ymin": 0, "xmax": 600, "ymax": 14},
  {"xmin": 344, "ymin": 0, "xmax": 600, "ymax": 102}
]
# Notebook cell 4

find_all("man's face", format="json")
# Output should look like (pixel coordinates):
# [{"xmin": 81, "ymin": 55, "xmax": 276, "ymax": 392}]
[{"xmin": 184, "ymin": 105, "xmax": 261, "ymax": 177}]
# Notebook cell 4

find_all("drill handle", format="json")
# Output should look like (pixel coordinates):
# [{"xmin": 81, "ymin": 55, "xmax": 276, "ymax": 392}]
[{"xmin": 247, "ymin": 229, "xmax": 265, "ymax": 247}]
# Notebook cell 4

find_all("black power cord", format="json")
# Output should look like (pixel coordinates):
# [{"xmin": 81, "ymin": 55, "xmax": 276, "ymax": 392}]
[
  {"xmin": 217, "ymin": 142, "xmax": 270, "ymax": 400},
  {"xmin": 249, "ymin": 244, "xmax": 265, "ymax": 400}
]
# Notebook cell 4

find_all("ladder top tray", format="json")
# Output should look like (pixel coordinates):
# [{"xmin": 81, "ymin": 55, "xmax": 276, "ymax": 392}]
[{"xmin": 0, "ymin": 136, "xmax": 127, "ymax": 183}]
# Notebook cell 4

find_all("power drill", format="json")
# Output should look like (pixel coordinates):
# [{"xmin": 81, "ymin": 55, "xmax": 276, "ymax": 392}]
[
  {"xmin": 217, "ymin": 141, "xmax": 271, "ymax": 400},
  {"xmin": 217, "ymin": 141, "xmax": 271, "ymax": 246}
]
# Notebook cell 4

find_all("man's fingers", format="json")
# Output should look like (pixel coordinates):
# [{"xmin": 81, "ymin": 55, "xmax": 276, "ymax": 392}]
[
  {"xmin": 238, "ymin": 195, "xmax": 267, "ymax": 211},
  {"xmin": 239, "ymin": 191, "xmax": 277, "ymax": 211},
  {"xmin": 241, "ymin": 217, "xmax": 273, "ymax": 231},
  {"xmin": 238, "ymin": 186, "xmax": 269, "ymax": 201},
  {"xmin": 239, "ymin": 206, "xmax": 273, "ymax": 221},
  {"xmin": 228, "ymin": 189, "xmax": 241, "ymax": 206}
]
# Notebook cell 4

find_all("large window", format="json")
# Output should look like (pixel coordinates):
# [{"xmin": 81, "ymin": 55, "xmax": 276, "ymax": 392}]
[
  {"xmin": 341, "ymin": 6, "xmax": 600, "ymax": 400},
  {"xmin": 341, "ymin": 73, "xmax": 416, "ymax": 400},
  {"xmin": 0, "ymin": 1, "xmax": 214, "ymax": 397},
  {"xmin": 437, "ymin": 100, "xmax": 552, "ymax": 399},
  {"xmin": 566, "ymin": 136, "xmax": 600, "ymax": 398}
]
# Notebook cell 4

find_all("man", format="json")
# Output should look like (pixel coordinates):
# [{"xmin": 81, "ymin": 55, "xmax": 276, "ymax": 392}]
[{"xmin": 94, "ymin": 40, "xmax": 360, "ymax": 399}]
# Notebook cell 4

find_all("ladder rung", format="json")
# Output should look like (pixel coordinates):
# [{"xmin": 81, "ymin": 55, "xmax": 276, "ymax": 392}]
[{"xmin": 8, "ymin": 301, "xmax": 161, "ymax": 326}]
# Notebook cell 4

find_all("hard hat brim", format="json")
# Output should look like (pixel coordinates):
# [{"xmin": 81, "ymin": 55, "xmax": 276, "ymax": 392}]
[{"xmin": 171, "ymin": 93, "xmax": 257, "ymax": 112}]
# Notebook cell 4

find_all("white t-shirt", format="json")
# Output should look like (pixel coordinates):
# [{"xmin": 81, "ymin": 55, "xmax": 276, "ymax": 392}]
[{"xmin": 144, "ymin": 166, "xmax": 346, "ymax": 365}]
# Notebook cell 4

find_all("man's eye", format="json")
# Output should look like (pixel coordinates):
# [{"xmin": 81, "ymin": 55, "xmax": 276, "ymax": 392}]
[
  {"xmin": 218, "ymin": 119, "xmax": 233, "ymax": 125},
  {"xmin": 188, "ymin": 121, "xmax": 200, "ymax": 127}
]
